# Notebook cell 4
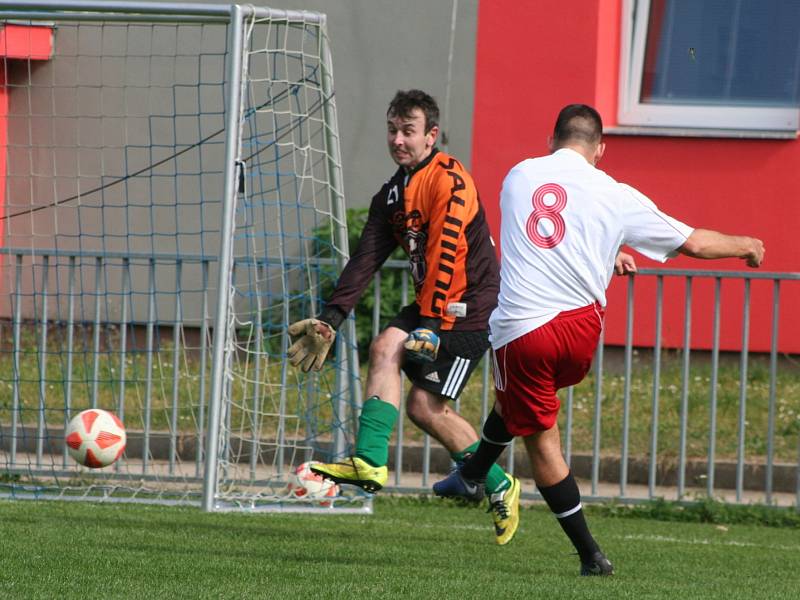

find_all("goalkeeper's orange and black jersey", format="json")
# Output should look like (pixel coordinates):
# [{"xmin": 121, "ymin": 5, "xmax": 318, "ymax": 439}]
[{"xmin": 323, "ymin": 149, "xmax": 500, "ymax": 332}]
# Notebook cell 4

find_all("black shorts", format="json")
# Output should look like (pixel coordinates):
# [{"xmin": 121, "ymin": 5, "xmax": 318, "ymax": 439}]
[{"xmin": 387, "ymin": 303, "xmax": 490, "ymax": 400}]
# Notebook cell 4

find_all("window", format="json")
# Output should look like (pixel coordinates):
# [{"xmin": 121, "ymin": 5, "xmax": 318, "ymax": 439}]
[{"xmin": 619, "ymin": 0, "xmax": 800, "ymax": 133}]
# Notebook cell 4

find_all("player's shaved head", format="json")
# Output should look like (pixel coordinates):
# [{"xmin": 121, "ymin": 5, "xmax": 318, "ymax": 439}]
[{"xmin": 552, "ymin": 104, "xmax": 603, "ymax": 149}]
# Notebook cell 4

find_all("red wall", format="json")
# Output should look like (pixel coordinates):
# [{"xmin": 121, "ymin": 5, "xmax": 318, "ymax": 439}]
[
  {"xmin": 0, "ymin": 24, "xmax": 54, "ymax": 250},
  {"xmin": 0, "ymin": 68, "xmax": 6, "ymax": 243},
  {"xmin": 473, "ymin": 0, "xmax": 799, "ymax": 353}
]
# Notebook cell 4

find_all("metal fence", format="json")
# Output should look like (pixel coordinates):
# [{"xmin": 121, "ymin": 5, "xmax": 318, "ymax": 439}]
[
  {"xmin": 2, "ymin": 249, "xmax": 798, "ymax": 508},
  {"xmin": 373, "ymin": 262, "xmax": 800, "ymax": 508}
]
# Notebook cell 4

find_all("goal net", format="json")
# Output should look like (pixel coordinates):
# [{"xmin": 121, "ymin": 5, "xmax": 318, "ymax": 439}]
[{"xmin": 0, "ymin": 2, "xmax": 367, "ymax": 513}]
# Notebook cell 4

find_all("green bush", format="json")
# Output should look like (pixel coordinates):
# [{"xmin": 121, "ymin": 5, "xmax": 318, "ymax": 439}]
[
  {"xmin": 589, "ymin": 496, "xmax": 800, "ymax": 528},
  {"xmin": 235, "ymin": 209, "xmax": 407, "ymax": 360},
  {"xmin": 315, "ymin": 208, "xmax": 409, "ymax": 361}
]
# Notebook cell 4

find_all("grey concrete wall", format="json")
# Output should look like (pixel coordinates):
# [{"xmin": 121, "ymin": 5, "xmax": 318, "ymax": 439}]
[
  {"xmin": 194, "ymin": 0, "xmax": 479, "ymax": 208},
  {"xmin": 319, "ymin": 0, "xmax": 479, "ymax": 207},
  {"xmin": 0, "ymin": 1, "xmax": 478, "ymax": 323}
]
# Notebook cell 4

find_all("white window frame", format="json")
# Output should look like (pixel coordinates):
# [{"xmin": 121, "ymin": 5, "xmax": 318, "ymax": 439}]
[{"xmin": 618, "ymin": 0, "xmax": 799, "ymax": 133}]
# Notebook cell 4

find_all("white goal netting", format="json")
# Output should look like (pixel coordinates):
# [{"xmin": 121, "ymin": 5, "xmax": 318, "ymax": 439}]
[{"xmin": 0, "ymin": 3, "xmax": 367, "ymax": 513}]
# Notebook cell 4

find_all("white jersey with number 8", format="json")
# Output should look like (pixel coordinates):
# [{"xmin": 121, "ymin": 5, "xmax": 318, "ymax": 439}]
[{"xmin": 489, "ymin": 148, "xmax": 693, "ymax": 349}]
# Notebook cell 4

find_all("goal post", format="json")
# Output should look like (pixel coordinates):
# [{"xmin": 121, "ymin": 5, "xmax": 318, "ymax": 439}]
[{"xmin": 0, "ymin": 2, "xmax": 368, "ymax": 513}]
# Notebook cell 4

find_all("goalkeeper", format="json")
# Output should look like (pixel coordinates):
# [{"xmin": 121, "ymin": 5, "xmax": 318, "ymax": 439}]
[{"xmin": 287, "ymin": 89, "xmax": 520, "ymax": 545}]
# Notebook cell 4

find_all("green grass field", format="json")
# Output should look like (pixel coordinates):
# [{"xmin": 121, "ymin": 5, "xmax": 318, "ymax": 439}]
[{"xmin": 1, "ymin": 496, "xmax": 799, "ymax": 599}]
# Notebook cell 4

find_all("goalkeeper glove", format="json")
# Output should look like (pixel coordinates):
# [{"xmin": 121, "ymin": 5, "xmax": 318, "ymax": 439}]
[
  {"xmin": 287, "ymin": 318, "xmax": 336, "ymax": 372},
  {"xmin": 404, "ymin": 327, "xmax": 441, "ymax": 364}
]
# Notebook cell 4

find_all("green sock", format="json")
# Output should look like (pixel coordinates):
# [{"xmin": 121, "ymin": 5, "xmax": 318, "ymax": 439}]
[
  {"xmin": 452, "ymin": 441, "xmax": 511, "ymax": 495},
  {"xmin": 354, "ymin": 396, "xmax": 398, "ymax": 467}
]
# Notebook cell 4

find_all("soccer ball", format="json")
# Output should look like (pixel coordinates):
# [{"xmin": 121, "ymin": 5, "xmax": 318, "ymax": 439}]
[
  {"xmin": 65, "ymin": 409, "xmax": 127, "ymax": 468},
  {"xmin": 287, "ymin": 461, "xmax": 339, "ymax": 502}
]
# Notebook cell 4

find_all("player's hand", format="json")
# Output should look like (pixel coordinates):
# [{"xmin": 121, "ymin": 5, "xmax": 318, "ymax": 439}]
[
  {"xmin": 744, "ymin": 238, "xmax": 765, "ymax": 268},
  {"xmin": 287, "ymin": 318, "xmax": 336, "ymax": 372},
  {"xmin": 403, "ymin": 328, "xmax": 440, "ymax": 363},
  {"xmin": 614, "ymin": 251, "xmax": 637, "ymax": 276}
]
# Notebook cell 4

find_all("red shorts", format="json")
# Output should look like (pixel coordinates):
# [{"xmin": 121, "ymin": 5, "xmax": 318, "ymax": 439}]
[{"xmin": 493, "ymin": 303, "xmax": 604, "ymax": 437}]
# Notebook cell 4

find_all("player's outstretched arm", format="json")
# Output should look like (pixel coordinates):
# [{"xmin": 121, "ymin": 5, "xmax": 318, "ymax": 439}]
[
  {"xmin": 615, "ymin": 250, "xmax": 637, "ymax": 275},
  {"xmin": 677, "ymin": 228, "xmax": 765, "ymax": 268}
]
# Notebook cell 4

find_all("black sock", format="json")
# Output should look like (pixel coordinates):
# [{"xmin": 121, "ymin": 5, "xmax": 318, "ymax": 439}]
[
  {"xmin": 537, "ymin": 472, "xmax": 600, "ymax": 563},
  {"xmin": 461, "ymin": 409, "xmax": 513, "ymax": 481}
]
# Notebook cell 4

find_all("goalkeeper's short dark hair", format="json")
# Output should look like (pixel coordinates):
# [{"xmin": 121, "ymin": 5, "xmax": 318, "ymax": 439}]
[
  {"xmin": 553, "ymin": 104, "xmax": 603, "ymax": 147},
  {"xmin": 388, "ymin": 89, "xmax": 440, "ymax": 133}
]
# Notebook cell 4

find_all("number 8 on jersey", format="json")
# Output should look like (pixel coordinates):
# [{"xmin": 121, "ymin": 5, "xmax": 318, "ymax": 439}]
[{"xmin": 526, "ymin": 183, "xmax": 567, "ymax": 249}]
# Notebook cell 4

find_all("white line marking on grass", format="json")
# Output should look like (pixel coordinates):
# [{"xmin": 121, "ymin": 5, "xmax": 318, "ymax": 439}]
[
  {"xmin": 381, "ymin": 519, "xmax": 800, "ymax": 551},
  {"xmin": 618, "ymin": 533, "xmax": 800, "ymax": 552},
  {"xmin": 380, "ymin": 517, "xmax": 487, "ymax": 533}
]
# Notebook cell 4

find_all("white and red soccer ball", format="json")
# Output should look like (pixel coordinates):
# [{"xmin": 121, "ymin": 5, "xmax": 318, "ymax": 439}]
[
  {"xmin": 287, "ymin": 461, "xmax": 339, "ymax": 502},
  {"xmin": 65, "ymin": 409, "xmax": 127, "ymax": 468}
]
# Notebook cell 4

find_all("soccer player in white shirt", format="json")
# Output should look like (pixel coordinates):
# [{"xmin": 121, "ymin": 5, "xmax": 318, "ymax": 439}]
[{"xmin": 434, "ymin": 104, "xmax": 764, "ymax": 576}]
